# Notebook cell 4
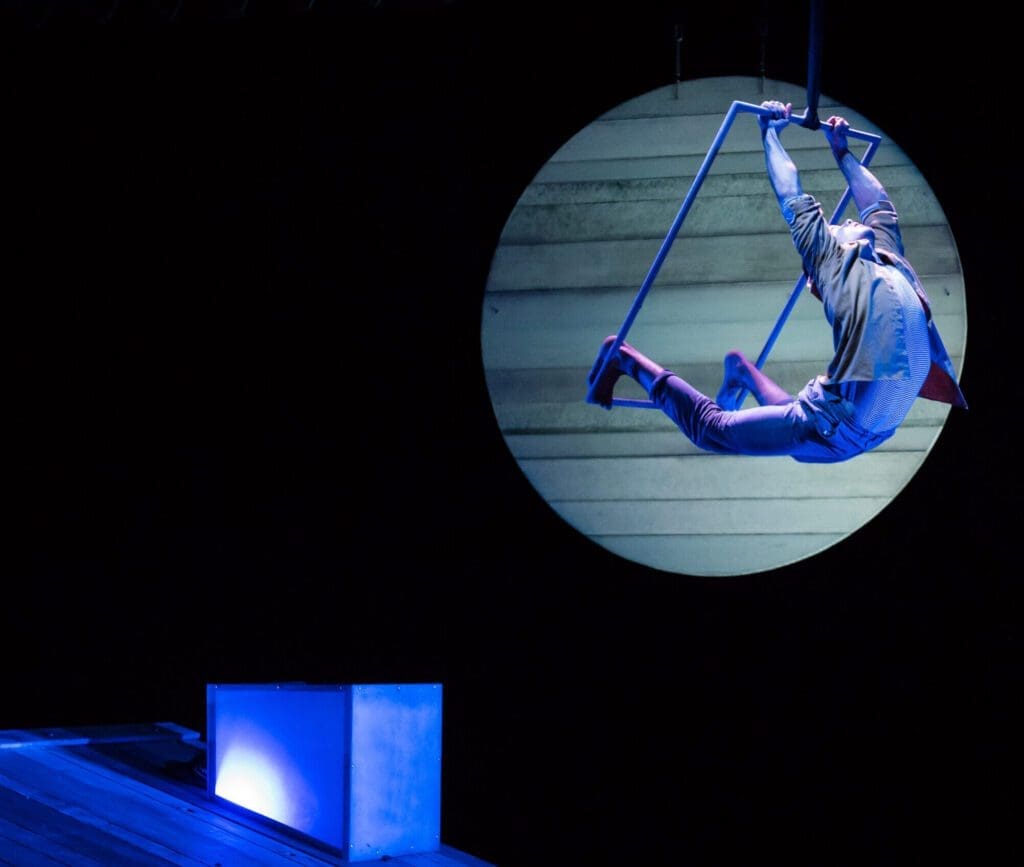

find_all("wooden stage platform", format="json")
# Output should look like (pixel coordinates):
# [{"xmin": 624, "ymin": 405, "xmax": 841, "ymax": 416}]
[{"xmin": 0, "ymin": 723, "xmax": 493, "ymax": 866}]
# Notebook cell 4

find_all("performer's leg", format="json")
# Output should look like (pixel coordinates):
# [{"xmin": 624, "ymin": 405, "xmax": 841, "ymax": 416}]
[
  {"xmin": 648, "ymin": 369, "xmax": 816, "ymax": 455},
  {"xmin": 716, "ymin": 350, "xmax": 793, "ymax": 407},
  {"xmin": 589, "ymin": 335, "xmax": 665, "ymax": 407},
  {"xmin": 591, "ymin": 336, "xmax": 816, "ymax": 456}
]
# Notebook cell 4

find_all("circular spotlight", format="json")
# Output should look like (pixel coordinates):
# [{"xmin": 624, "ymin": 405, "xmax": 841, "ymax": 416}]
[{"xmin": 480, "ymin": 76, "xmax": 966, "ymax": 577}]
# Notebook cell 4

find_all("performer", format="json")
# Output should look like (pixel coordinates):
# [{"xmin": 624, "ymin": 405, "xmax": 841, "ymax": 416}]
[{"xmin": 588, "ymin": 101, "xmax": 966, "ymax": 463}]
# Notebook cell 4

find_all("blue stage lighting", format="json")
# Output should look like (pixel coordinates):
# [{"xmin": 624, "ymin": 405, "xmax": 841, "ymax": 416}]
[{"xmin": 206, "ymin": 682, "xmax": 442, "ymax": 860}]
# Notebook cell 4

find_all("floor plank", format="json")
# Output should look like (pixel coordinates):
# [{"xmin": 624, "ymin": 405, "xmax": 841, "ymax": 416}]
[{"xmin": 0, "ymin": 727, "xmax": 493, "ymax": 867}]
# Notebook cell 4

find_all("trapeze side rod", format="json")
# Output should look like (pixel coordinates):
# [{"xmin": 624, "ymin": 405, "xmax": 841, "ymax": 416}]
[
  {"xmin": 586, "ymin": 100, "xmax": 759, "ymax": 407},
  {"xmin": 586, "ymin": 100, "xmax": 879, "ymax": 410}
]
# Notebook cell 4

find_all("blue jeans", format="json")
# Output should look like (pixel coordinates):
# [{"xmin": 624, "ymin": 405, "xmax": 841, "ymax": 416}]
[{"xmin": 649, "ymin": 372, "xmax": 894, "ymax": 464}]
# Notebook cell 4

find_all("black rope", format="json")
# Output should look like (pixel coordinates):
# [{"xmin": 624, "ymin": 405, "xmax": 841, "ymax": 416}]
[{"xmin": 799, "ymin": 0, "xmax": 824, "ymax": 129}]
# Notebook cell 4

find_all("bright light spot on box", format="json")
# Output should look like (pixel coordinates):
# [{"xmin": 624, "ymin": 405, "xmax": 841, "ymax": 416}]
[
  {"xmin": 215, "ymin": 742, "xmax": 289, "ymax": 821},
  {"xmin": 208, "ymin": 686, "xmax": 347, "ymax": 848},
  {"xmin": 206, "ymin": 683, "xmax": 442, "ymax": 859},
  {"xmin": 213, "ymin": 723, "xmax": 319, "ymax": 832}
]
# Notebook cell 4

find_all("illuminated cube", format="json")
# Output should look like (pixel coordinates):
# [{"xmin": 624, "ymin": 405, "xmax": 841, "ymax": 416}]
[{"xmin": 206, "ymin": 682, "xmax": 442, "ymax": 860}]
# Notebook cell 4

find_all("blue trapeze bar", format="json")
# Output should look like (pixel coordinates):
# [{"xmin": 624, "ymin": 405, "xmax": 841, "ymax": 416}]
[{"xmin": 584, "ymin": 101, "xmax": 882, "ymax": 410}]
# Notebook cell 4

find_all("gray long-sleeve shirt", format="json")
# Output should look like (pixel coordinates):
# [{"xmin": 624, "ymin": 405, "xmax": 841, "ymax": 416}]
[{"xmin": 785, "ymin": 193, "xmax": 967, "ymax": 411}]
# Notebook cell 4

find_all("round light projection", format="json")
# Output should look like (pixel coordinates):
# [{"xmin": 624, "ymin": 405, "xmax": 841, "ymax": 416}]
[{"xmin": 480, "ymin": 76, "xmax": 967, "ymax": 577}]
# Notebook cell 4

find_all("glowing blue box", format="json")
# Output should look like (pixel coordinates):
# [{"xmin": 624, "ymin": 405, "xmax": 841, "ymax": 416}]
[{"xmin": 206, "ymin": 682, "xmax": 442, "ymax": 861}]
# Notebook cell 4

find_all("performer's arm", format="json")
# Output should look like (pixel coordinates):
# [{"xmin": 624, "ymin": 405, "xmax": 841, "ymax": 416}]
[
  {"xmin": 824, "ymin": 115, "xmax": 890, "ymax": 213},
  {"xmin": 758, "ymin": 101, "xmax": 840, "ymax": 297},
  {"xmin": 759, "ymin": 101, "xmax": 803, "ymax": 214}
]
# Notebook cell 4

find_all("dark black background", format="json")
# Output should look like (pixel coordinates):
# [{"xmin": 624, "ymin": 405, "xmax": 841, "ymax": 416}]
[{"xmin": 3, "ymin": 2, "xmax": 1017, "ymax": 865}]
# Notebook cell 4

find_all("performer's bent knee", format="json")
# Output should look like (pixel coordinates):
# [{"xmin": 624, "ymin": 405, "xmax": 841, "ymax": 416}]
[
  {"xmin": 651, "ymin": 370, "xmax": 816, "ymax": 456},
  {"xmin": 650, "ymin": 371, "xmax": 746, "ymax": 454}
]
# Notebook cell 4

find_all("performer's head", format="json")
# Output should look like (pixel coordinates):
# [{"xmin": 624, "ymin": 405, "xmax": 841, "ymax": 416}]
[{"xmin": 830, "ymin": 219, "xmax": 875, "ymax": 248}]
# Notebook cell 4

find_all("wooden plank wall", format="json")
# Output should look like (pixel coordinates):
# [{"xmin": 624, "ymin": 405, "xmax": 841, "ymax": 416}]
[{"xmin": 481, "ymin": 77, "xmax": 966, "ymax": 577}]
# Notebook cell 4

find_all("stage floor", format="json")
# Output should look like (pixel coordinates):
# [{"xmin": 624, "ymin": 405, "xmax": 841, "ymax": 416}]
[{"xmin": 0, "ymin": 723, "xmax": 493, "ymax": 866}]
